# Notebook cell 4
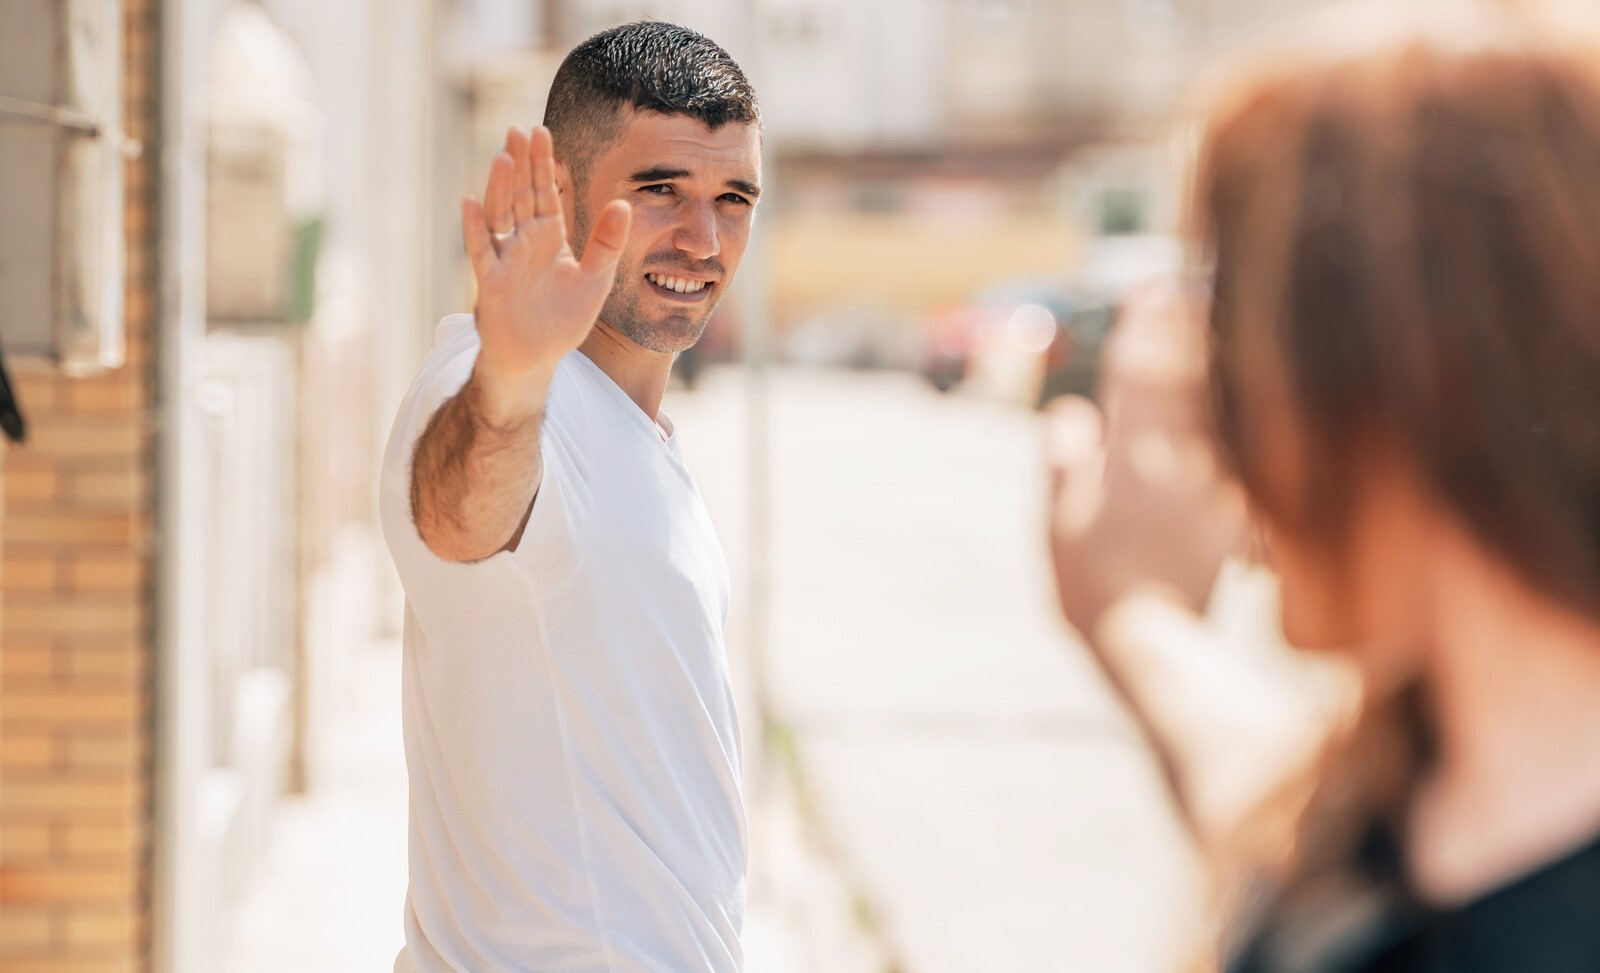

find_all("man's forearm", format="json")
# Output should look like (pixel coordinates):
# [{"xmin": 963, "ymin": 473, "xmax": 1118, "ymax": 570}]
[{"xmin": 410, "ymin": 364, "xmax": 551, "ymax": 562}]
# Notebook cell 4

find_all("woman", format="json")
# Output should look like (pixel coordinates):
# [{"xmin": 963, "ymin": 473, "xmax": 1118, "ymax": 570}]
[{"xmin": 1047, "ymin": 4, "xmax": 1600, "ymax": 971}]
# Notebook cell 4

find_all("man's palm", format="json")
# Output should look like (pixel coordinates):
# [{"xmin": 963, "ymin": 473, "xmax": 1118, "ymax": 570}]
[{"xmin": 461, "ymin": 126, "xmax": 631, "ymax": 381}]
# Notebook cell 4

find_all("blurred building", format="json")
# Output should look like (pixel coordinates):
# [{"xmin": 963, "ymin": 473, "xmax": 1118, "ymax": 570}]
[
  {"xmin": 752, "ymin": 0, "xmax": 1328, "ymax": 326},
  {"xmin": 1, "ymin": 1, "xmax": 155, "ymax": 968},
  {"xmin": 1, "ymin": 0, "xmax": 462, "ymax": 969},
  {"xmin": 457, "ymin": 0, "xmax": 1337, "ymax": 356}
]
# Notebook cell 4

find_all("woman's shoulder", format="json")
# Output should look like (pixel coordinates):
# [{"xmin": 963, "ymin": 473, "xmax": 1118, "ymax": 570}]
[
  {"xmin": 1229, "ymin": 827, "xmax": 1600, "ymax": 973},
  {"xmin": 1430, "ymin": 829, "xmax": 1600, "ymax": 970}
]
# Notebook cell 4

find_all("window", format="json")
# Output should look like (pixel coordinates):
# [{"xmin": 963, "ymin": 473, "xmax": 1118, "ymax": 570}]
[
  {"xmin": 0, "ymin": 0, "xmax": 128, "ymax": 370},
  {"xmin": 1097, "ymin": 186, "xmax": 1148, "ymax": 236}
]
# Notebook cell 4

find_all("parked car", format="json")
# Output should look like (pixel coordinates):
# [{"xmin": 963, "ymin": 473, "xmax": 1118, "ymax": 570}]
[
  {"xmin": 918, "ymin": 278, "xmax": 1073, "ymax": 395},
  {"xmin": 1037, "ymin": 235, "xmax": 1185, "ymax": 408},
  {"xmin": 920, "ymin": 305, "xmax": 984, "ymax": 392},
  {"xmin": 1036, "ymin": 300, "xmax": 1115, "ymax": 407},
  {"xmin": 917, "ymin": 237, "xmax": 1184, "ymax": 404}
]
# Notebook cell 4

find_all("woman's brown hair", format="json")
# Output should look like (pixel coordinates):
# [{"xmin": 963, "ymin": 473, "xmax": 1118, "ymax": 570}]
[
  {"xmin": 1180, "ymin": 8, "xmax": 1600, "ymax": 953},
  {"xmin": 1192, "ymin": 2, "xmax": 1600, "ymax": 619}
]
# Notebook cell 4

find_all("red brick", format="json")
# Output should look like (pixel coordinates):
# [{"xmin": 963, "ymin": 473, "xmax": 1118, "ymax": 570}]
[
  {"xmin": 62, "ymin": 553, "xmax": 145, "ymax": 594},
  {"xmin": 61, "ymin": 735, "xmax": 145, "ymax": 772},
  {"xmin": 123, "ymin": 21, "xmax": 151, "ymax": 64},
  {"xmin": 0, "ymin": 958, "xmax": 139, "ymax": 973},
  {"xmin": 3, "ymin": 554, "xmax": 61, "ymax": 591},
  {"xmin": 60, "ymin": 381, "xmax": 143, "ymax": 415},
  {"xmin": 63, "ymin": 471, "xmax": 147, "ymax": 509},
  {"xmin": 0, "ymin": 865, "xmax": 137, "ymax": 903},
  {"xmin": 0, "ymin": 9, "xmax": 158, "ymax": 969},
  {"xmin": 0, "ymin": 690, "xmax": 139, "ymax": 725},
  {"xmin": 4, "ymin": 470, "xmax": 63, "ymax": 504},
  {"xmin": 8, "ymin": 369, "xmax": 59, "ymax": 412},
  {"xmin": 116, "ymin": 336, "xmax": 149, "ymax": 370},
  {"xmin": 0, "ymin": 732, "xmax": 55, "ymax": 770},
  {"xmin": 1, "ymin": 601, "xmax": 143, "ymax": 638},
  {"xmin": 0, "ymin": 906, "xmax": 56, "ymax": 950},
  {"xmin": 62, "ymin": 908, "xmax": 140, "ymax": 950},
  {"xmin": 0, "ymin": 640, "xmax": 55, "ymax": 677},
  {"xmin": 59, "ymin": 823, "xmax": 144, "ymax": 859},
  {"xmin": 0, "ymin": 778, "xmax": 144, "ymax": 816},
  {"xmin": 46, "ymin": 635, "xmax": 134, "ymax": 655},
  {"xmin": 2, "ymin": 513, "xmax": 140, "ymax": 547},
  {"xmin": 122, "ymin": 202, "xmax": 151, "ymax": 242},
  {"xmin": 0, "ymin": 822, "xmax": 55, "ymax": 858},
  {"xmin": 121, "ymin": 290, "xmax": 153, "ymax": 330},
  {"xmin": 0, "ymin": 452, "xmax": 61, "ymax": 484},
  {"xmin": 20, "ymin": 420, "xmax": 144, "ymax": 461},
  {"xmin": 58, "ymin": 646, "xmax": 145, "ymax": 685}
]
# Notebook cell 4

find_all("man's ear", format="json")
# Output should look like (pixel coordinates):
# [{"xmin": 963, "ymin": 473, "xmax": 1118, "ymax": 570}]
[{"xmin": 554, "ymin": 159, "xmax": 572, "ymax": 199}]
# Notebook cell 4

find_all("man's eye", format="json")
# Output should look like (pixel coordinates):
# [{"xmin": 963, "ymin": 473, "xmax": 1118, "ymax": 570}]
[
  {"xmin": 639, "ymin": 184, "xmax": 674, "ymax": 196},
  {"xmin": 720, "ymin": 193, "xmax": 752, "ymax": 206}
]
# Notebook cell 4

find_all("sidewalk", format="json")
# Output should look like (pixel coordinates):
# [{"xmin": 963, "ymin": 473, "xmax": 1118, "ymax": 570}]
[
  {"xmin": 218, "ymin": 636, "xmax": 411, "ymax": 973},
  {"xmin": 673, "ymin": 368, "xmax": 1207, "ymax": 973}
]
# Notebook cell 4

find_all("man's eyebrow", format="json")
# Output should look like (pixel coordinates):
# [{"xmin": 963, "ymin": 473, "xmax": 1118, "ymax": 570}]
[
  {"xmin": 626, "ymin": 166, "xmax": 763, "ymax": 199},
  {"xmin": 627, "ymin": 166, "xmax": 691, "ymax": 183}
]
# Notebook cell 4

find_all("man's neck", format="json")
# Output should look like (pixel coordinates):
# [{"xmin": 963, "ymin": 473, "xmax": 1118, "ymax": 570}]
[{"xmin": 578, "ymin": 322, "xmax": 674, "ymax": 419}]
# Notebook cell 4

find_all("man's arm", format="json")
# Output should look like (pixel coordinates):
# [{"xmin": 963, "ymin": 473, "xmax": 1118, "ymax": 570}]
[
  {"xmin": 409, "ymin": 124, "xmax": 628, "ymax": 562},
  {"xmin": 410, "ymin": 366, "xmax": 551, "ymax": 562}
]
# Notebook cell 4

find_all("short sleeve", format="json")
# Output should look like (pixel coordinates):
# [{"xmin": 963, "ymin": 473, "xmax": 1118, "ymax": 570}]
[
  {"xmin": 377, "ymin": 317, "xmax": 586, "ymax": 631},
  {"xmin": 500, "ymin": 361, "xmax": 586, "ymax": 589}
]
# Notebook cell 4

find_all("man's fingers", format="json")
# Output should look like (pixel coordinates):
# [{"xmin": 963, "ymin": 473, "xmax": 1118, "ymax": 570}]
[
  {"xmin": 484, "ymin": 152, "xmax": 516, "ymax": 240},
  {"xmin": 460, "ymin": 196, "xmax": 495, "ymax": 280},
  {"xmin": 508, "ymin": 127, "xmax": 536, "ymax": 227},
  {"xmin": 530, "ymin": 126, "xmax": 563, "ymax": 224},
  {"xmin": 578, "ymin": 200, "xmax": 632, "ymax": 277}
]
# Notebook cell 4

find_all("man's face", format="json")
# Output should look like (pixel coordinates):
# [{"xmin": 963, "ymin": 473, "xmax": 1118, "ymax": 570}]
[{"xmin": 563, "ymin": 109, "xmax": 762, "ymax": 354}]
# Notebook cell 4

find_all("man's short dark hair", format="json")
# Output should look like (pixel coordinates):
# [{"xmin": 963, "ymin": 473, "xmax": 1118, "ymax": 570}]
[{"xmin": 544, "ymin": 21, "xmax": 760, "ymax": 183}]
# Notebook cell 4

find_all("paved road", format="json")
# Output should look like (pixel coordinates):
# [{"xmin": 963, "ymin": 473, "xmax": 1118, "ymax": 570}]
[{"xmin": 674, "ymin": 367, "xmax": 1204, "ymax": 973}]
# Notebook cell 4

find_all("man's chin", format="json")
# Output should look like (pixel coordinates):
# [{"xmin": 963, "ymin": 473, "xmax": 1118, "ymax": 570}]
[{"xmin": 616, "ymin": 315, "xmax": 708, "ymax": 355}]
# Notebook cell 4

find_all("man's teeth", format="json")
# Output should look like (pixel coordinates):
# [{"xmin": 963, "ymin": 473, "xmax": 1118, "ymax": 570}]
[{"xmin": 647, "ymin": 273, "xmax": 707, "ymax": 294}]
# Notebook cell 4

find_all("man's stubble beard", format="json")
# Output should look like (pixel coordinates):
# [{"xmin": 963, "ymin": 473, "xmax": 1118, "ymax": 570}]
[{"xmin": 573, "ymin": 199, "xmax": 721, "ymax": 355}]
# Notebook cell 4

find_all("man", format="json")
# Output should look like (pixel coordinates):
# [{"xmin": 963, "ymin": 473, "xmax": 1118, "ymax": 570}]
[{"xmin": 378, "ymin": 22, "xmax": 762, "ymax": 973}]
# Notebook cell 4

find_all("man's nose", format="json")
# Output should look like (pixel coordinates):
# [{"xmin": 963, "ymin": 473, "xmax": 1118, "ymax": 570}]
[{"xmin": 673, "ymin": 202, "xmax": 721, "ymax": 260}]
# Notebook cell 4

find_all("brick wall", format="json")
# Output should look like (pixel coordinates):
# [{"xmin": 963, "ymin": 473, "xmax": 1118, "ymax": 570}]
[{"xmin": 0, "ymin": 0, "xmax": 159, "ymax": 969}]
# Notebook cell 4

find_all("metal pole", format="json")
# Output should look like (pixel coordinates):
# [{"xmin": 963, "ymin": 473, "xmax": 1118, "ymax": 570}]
[
  {"xmin": 738, "ymin": 0, "xmax": 779, "ymax": 892},
  {"xmin": 743, "ymin": 229, "xmax": 774, "ymax": 776}
]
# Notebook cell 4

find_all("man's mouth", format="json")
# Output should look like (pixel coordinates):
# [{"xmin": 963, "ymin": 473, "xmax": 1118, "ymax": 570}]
[{"xmin": 645, "ymin": 271, "xmax": 713, "ymax": 297}]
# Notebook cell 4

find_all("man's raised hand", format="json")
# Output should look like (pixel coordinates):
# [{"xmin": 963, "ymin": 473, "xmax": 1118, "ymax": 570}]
[
  {"xmin": 460, "ymin": 126, "xmax": 631, "ymax": 419},
  {"xmin": 412, "ymin": 126, "xmax": 627, "ymax": 561}
]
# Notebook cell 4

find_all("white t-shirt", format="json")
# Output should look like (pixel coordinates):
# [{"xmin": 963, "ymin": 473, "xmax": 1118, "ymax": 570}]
[{"xmin": 379, "ymin": 315, "xmax": 746, "ymax": 973}]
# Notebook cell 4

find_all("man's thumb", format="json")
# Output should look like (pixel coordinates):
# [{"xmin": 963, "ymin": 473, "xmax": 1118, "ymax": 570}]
[{"xmin": 579, "ymin": 200, "xmax": 632, "ymax": 276}]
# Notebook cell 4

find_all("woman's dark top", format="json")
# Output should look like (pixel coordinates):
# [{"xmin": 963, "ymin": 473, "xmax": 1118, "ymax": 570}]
[{"xmin": 1227, "ymin": 826, "xmax": 1600, "ymax": 973}]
